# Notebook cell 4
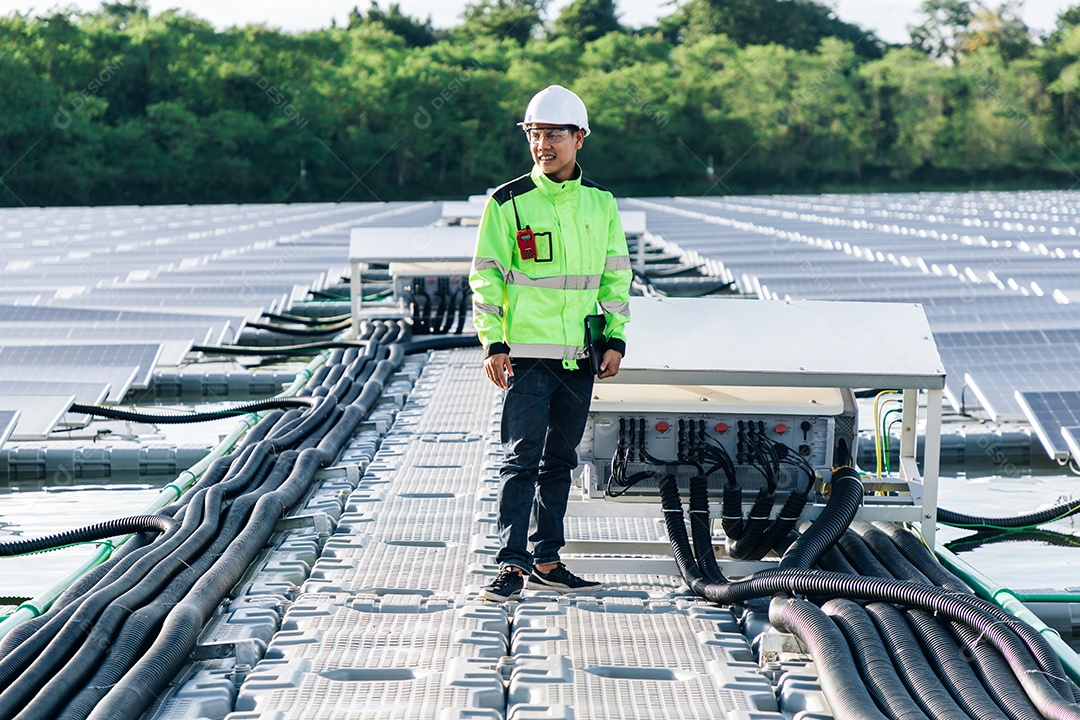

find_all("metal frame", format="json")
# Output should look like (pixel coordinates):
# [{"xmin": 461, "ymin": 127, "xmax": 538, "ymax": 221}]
[
  {"xmin": 348, "ymin": 226, "xmax": 478, "ymax": 334},
  {"xmin": 568, "ymin": 296, "xmax": 947, "ymax": 566}
]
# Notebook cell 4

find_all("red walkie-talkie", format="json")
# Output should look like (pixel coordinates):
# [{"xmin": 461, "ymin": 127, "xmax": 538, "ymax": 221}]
[
  {"xmin": 510, "ymin": 191, "xmax": 536, "ymax": 260},
  {"xmin": 517, "ymin": 227, "xmax": 537, "ymax": 260}
]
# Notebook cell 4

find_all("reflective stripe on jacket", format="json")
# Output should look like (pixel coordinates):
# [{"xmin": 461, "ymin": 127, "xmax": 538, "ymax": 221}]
[{"xmin": 470, "ymin": 163, "xmax": 631, "ymax": 369}]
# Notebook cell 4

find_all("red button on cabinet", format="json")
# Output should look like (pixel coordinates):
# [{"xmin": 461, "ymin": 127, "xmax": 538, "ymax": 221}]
[
  {"xmin": 655, "ymin": 421, "xmax": 669, "ymax": 433},
  {"xmin": 774, "ymin": 423, "xmax": 788, "ymax": 435},
  {"xmin": 714, "ymin": 422, "xmax": 729, "ymax": 433}
]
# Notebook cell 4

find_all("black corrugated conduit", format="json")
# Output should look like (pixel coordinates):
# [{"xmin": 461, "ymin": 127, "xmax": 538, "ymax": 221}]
[
  {"xmin": 778, "ymin": 468, "xmax": 864, "ymax": 571},
  {"xmin": 815, "ymin": 545, "xmax": 859, "ymax": 576},
  {"xmin": 904, "ymin": 609, "xmax": 1014, "ymax": 720},
  {"xmin": 720, "ymin": 485, "xmax": 744, "ymax": 541},
  {"xmin": 157, "ymin": 444, "xmax": 266, "ymax": 525},
  {"xmin": 6, "ymin": 484, "xmax": 231, "ymax": 718},
  {"xmin": 192, "ymin": 339, "xmax": 368, "ymax": 356},
  {"xmin": 0, "ymin": 452, "xmax": 234, "ymax": 660},
  {"xmin": 320, "ymin": 363, "xmax": 347, "ymax": 391},
  {"xmin": 53, "ymin": 452, "xmax": 297, "ymax": 720},
  {"xmin": 869, "ymin": 521, "xmax": 971, "ymax": 593},
  {"xmin": 0, "ymin": 467, "xmax": 205, "ymax": 670},
  {"xmin": 864, "ymin": 602, "xmax": 982, "ymax": 720},
  {"xmin": 951, "ymin": 620, "xmax": 1046, "ymax": 720},
  {"xmin": 822, "ymin": 598, "xmax": 931, "ymax": 720},
  {"xmin": 688, "ymin": 474, "xmax": 722, "ymax": 582},
  {"xmin": 656, "ymin": 475, "xmax": 1080, "ymax": 720},
  {"xmin": 243, "ymin": 318, "xmax": 351, "ymax": 336},
  {"xmin": 850, "ymin": 522, "xmax": 933, "ymax": 585},
  {"xmin": 303, "ymin": 365, "xmax": 331, "ymax": 393},
  {"xmin": 879, "ymin": 527, "xmax": 1078, "ymax": 706},
  {"xmin": 745, "ymin": 489, "xmax": 810, "ymax": 562},
  {"xmin": 0, "ymin": 516, "xmax": 175, "ymax": 558},
  {"xmin": 836, "ymin": 528, "xmax": 1013, "ymax": 720},
  {"xmin": 725, "ymin": 489, "xmax": 776, "ymax": 560},
  {"xmin": 768, "ymin": 597, "xmax": 892, "ymax": 720},
  {"xmin": 431, "ymin": 278, "xmax": 453, "ymax": 335},
  {"xmin": 938, "ymin": 500, "xmax": 1080, "ymax": 531},
  {"xmin": 399, "ymin": 335, "xmax": 480, "ymax": 354},
  {"xmin": 836, "ymin": 530, "xmax": 893, "ymax": 579},
  {"xmin": 36, "ymin": 408, "xmax": 306, "ymax": 716},
  {"xmin": 77, "ymin": 341, "xmax": 404, "ymax": 720},
  {"xmin": 691, "ymin": 464, "xmax": 1036, "ymax": 716},
  {"xmin": 0, "ymin": 319, "xmax": 432, "ymax": 720},
  {"xmin": 68, "ymin": 397, "xmax": 316, "ymax": 424},
  {"xmin": 0, "ymin": 497, "xmax": 204, "ymax": 706},
  {"xmin": 236, "ymin": 408, "xmax": 286, "ymax": 449},
  {"xmin": 947, "ymin": 529, "xmax": 1080, "ymax": 552},
  {"xmin": 262, "ymin": 311, "xmax": 351, "ymax": 326}
]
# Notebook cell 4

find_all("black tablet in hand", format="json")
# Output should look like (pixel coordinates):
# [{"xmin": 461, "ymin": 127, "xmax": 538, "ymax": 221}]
[{"xmin": 584, "ymin": 314, "xmax": 608, "ymax": 376}]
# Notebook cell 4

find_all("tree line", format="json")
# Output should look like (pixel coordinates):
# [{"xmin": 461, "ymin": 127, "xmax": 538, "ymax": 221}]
[{"xmin": 2, "ymin": 0, "xmax": 1080, "ymax": 207}]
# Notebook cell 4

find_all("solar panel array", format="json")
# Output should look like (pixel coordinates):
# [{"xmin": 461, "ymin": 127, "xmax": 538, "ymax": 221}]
[
  {"xmin": 4, "ymin": 191, "xmax": 1075, "ymax": 454},
  {"xmin": 0, "ymin": 201, "xmax": 439, "ymax": 440},
  {"xmin": 627, "ymin": 192, "xmax": 1080, "ymax": 433}
]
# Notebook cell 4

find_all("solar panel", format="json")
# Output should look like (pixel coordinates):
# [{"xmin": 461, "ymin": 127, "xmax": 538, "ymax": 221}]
[
  {"xmin": 0, "ymin": 344, "xmax": 162, "ymax": 388},
  {"xmin": 0, "ymin": 380, "xmax": 109, "ymax": 405},
  {"xmin": 1, "ymin": 394, "xmax": 76, "ymax": 440},
  {"xmin": 0, "ymin": 303, "xmax": 246, "ymax": 330},
  {"xmin": 0, "ymin": 410, "xmax": 18, "ymax": 446},
  {"xmin": 1061, "ymin": 426, "xmax": 1080, "ymax": 463},
  {"xmin": 630, "ymin": 192, "xmax": 1080, "ymax": 425},
  {"xmin": 0, "ymin": 367, "xmax": 140, "ymax": 403},
  {"xmin": 1016, "ymin": 390, "xmax": 1080, "ymax": 460},
  {"xmin": 0, "ymin": 328, "xmax": 207, "ymax": 359},
  {"xmin": 965, "ymin": 362, "xmax": 1080, "ymax": 420}
]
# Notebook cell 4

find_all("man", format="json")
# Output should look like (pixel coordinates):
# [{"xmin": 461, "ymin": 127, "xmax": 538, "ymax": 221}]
[{"xmin": 469, "ymin": 85, "xmax": 632, "ymax": 601}]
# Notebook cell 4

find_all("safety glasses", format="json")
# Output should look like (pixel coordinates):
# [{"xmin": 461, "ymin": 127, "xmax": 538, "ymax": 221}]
[{"xmin": 524, "ymin": 127, "xmax": 575, "ymax": 144}]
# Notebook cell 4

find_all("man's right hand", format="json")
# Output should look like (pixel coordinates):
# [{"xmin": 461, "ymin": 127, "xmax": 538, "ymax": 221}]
[{"xmin": 484, "ymin": 353, "xmax": 513, "ymax": 389}]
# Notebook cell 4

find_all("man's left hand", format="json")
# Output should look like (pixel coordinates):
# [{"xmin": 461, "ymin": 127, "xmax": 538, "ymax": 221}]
[{"xmin": 597, "ymin": 349, "xmax": 622, "ymax": 379}]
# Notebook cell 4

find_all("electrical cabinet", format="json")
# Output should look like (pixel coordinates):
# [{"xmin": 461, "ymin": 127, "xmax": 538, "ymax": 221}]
[{"xmin": 581, "ymin": 384, "xmax": 856, "ymax": 499}]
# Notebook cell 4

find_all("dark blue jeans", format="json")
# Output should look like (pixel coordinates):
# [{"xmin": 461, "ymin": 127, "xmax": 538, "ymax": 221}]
[{"xmin": 496, "ymin": 359, "xmax": 594, "ymax": 572}]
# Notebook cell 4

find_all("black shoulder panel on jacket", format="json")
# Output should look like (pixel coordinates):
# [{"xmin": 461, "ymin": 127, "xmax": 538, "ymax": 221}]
[
  {"xmin": 491, "ymin": 174, "xmax": 536, "ymax": 205},
  {"xmin": 581, "ymin": 177, "xmax": 611, "ymax": 194}
]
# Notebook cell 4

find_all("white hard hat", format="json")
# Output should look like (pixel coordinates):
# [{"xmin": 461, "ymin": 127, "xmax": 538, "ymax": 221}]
[{"xmin": 518, "ymin": 85, "xmax": 590, "ymax": 137}]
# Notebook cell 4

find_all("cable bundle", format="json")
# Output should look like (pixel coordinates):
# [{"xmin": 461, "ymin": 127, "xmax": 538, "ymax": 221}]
[
  {"xmin": 0, "ymin": 320, "xmax": 480, "ymax": 720},
  {"xmin": 657, "ymin": 469, "xmax": 1080, "ymax": 720}
]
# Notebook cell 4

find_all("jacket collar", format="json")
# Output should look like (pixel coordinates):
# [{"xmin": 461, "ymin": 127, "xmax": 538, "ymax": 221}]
[{"xmin": 530, "ymin": 163, "xmax": 582, "ymax": 199}]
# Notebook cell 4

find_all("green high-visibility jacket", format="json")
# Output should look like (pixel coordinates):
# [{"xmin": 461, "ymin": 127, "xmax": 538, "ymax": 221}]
[{"xmin": 470, "ymin": 164, "xmax": 632, "ymax": 369}]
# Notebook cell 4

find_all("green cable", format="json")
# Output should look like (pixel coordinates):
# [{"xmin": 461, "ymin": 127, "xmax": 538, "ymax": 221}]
[
  {"xmin": 1015, "ymin": 592, "xmax": 1080, "ymax": 602},
  {"xmin": 881, "ymin": 408, "xmax": 902, "ymax": 475}
]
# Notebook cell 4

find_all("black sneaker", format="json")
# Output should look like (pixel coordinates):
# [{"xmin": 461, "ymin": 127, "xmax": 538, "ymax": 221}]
[
  {"xmin": 526, "ymin": 563, "xmax": 602, "ymax": 593},
  {"xmin": 480, "ymin": 566, "xmax": 524, "ymax": 601}
]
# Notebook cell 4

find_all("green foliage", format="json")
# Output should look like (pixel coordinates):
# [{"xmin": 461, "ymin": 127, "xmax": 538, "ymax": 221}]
[
  {"xmin": 554, "ymin": 0, "xmax": 621, "ymax": 43},
  {"xmin": 459, "ymin": 0, "xmax": 546, "ymax": 45},
  {"xmin": 348, "ymin": 2, "xmax": 437, "ymax": 47},
  {"xmin": 909, "ymin": 0, "xmax": 1032, "ymax": 63},
  {"xmin": 661, "ymin": 0, "xmax": 884, "ymax": 58},
  {"xmin": 1045, "ymin": 4, "xmax": 1080, "ymax": 47},
  {"xmin": 961, "ymin": 2, "xmax": 1032, "ymax": 62},
  {"xmin": 910, "ymin": 0, "xmax": 977, "ymax": 63},
  {"xmin": 1, "ymin": 0, "xmax": 1079, "ymax": 207}
]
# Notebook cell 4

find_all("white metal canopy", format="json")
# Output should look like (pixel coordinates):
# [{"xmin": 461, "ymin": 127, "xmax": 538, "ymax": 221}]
[{"xmin": 614, "ymin": 297, "xmax": 945, "ymax": 390}]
